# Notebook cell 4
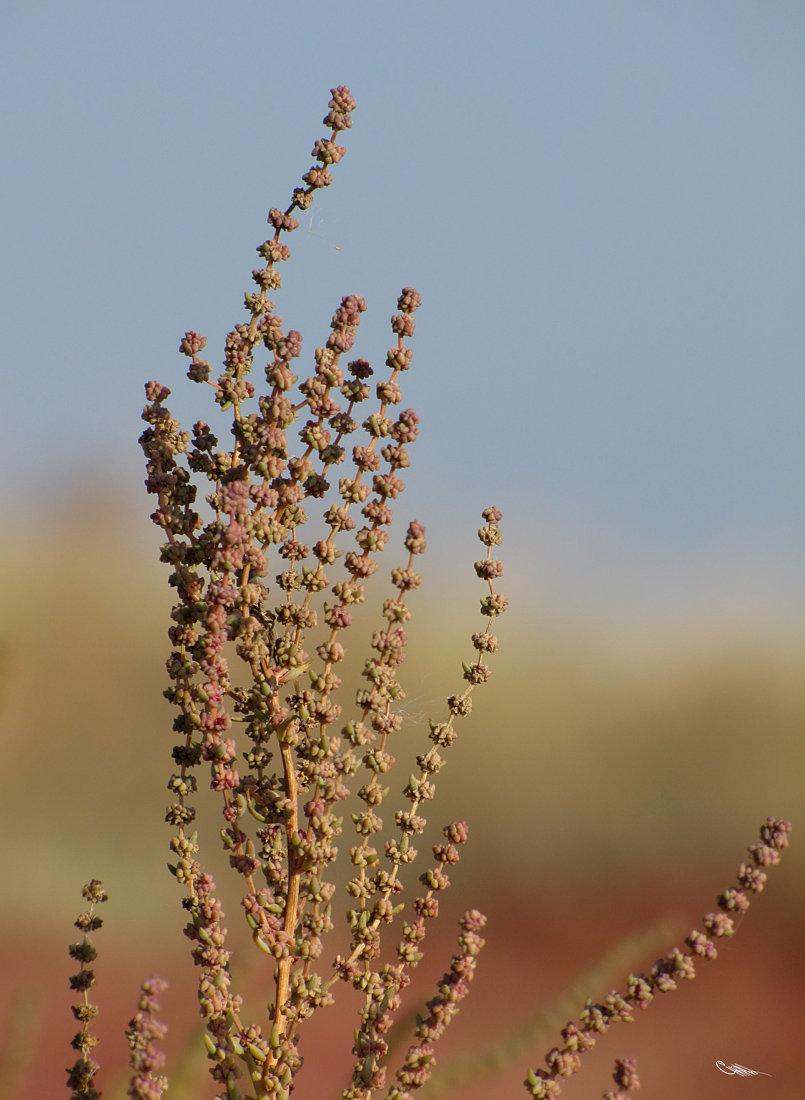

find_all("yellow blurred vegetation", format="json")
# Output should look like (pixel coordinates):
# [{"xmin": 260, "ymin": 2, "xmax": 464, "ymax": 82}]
[{"xmin": 0, "ymin": 488, "xmax": 802, "ymax": 945}]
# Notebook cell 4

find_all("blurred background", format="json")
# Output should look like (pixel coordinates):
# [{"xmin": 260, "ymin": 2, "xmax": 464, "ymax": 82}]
[{"xmin": 0, "ymin": 2, "xmax": 802, "ymax": 1097}]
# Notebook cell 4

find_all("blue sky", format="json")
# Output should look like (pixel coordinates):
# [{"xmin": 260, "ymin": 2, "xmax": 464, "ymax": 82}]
[{"xmin": 1, "ymin": 1, "xmax": 803, "ymax": 622}]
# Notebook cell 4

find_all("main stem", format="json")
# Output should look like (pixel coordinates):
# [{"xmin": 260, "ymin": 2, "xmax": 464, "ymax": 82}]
[{"xmin": 274, "ymin": 738, "xmax": 300, "ymax": 1039}]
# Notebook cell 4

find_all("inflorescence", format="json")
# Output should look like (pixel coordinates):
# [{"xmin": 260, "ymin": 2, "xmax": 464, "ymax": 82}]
[
  {"xmin": 66, "ymin": 881, "xmax": 108, "ymax": 1100},
  {"xmin": 524, "ymin": 817, "xmax": 792, "ymax": 1100},
  {"xmin": 138, "ymin": 86, "xmax": 507, "ymax": 1100}
]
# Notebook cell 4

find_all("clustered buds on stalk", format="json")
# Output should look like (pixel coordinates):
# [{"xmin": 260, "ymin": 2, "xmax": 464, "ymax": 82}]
[
  {"xmin": 66, "ymin": 881, "xmax": 108, "ymax": 1100},
  {"xmin": 139, "ymin": 86, "xmax": 507, "ymax": 1100},
  {"xmin": 125, "ymin": 977, "xmax": 169, "ymax": 1100},
  {"xmin": 524, "ymin": 817, "xmax": 792, "ymax": 1099},
  {"xmin": 66, "ymin": 883, "xmax": 171, "ymax": 1100}
]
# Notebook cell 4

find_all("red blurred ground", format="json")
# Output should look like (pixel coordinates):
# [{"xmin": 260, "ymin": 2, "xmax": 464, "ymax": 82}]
[{"xmin": 4, "ymin": 876, "xmax": 800, "ymax": 1100}]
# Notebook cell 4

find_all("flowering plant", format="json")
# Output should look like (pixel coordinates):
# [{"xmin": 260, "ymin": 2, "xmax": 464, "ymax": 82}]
[{"xmin": 61, "ymin": 86, "xmax": 790, "ymax": 1100}]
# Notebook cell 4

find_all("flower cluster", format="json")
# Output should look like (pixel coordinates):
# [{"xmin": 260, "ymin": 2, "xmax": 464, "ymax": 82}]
[
  {"xmin": 139, "ymin": 87, "xmax": 507, "ymax": 1100},
  {"xmin": 601, "ymin": 1056, "xmax": 640, "ymax": 1099},
  {"xmin": 125, "ymin": 977, "xmax": 169, "ymax": 1100},
  {"xmin": 524, "ymin": 817, "xmax": 792, "ymax": 1099}
]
